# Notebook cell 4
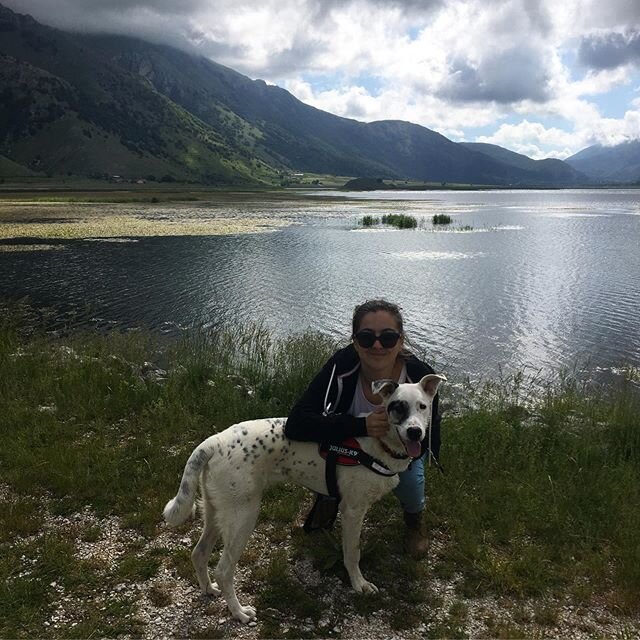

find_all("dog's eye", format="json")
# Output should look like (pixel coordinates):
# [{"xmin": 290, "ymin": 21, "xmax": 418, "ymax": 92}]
[{"xmin": 419, "ymin": 403, "xmax": 427, "ymax": 410}]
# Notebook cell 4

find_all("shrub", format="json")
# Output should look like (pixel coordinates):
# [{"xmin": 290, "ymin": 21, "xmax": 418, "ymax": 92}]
[{"xmin": 433, "ymin": 213, "xmax": 453, "ymax": 225}]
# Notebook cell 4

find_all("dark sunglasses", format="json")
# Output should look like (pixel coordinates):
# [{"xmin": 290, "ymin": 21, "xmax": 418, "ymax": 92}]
[{"xmin": 354, "ymin": 329, "xmax": 402, "ymax": 349}]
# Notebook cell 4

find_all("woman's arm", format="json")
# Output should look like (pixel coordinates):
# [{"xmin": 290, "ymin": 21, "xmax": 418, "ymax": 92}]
[{"xmin": 285, "ymin": 359, "xmax": 367, "ymax": 443}]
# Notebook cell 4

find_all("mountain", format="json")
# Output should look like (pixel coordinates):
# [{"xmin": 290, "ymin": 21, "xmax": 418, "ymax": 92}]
[
  {"xmin": 460, "ymin": 143, "xmax": 590, "ymax": 185},
  {"xmin": 565, "ymin": 141, "xmax": 640, "ymax": 183},
  {"xmin": 86, "ymin": 36, "xmax": 589, "ymax": 186},
  {"xmin": 0, "ymin": 3, "xmax": 590, "ymax": 186},
  {"xmin": 0, "ymin": 4, "xmax": 273, "ymax": 184}
]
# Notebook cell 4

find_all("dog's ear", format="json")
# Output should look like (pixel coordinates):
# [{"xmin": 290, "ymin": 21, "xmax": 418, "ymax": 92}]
[
  {"xmin": 371, "ymin": 379, "xmax": 398, "ymax": 399},
  {"xmin": 419, "ymin": 374, "xmax": 447, "ymax": 397}
]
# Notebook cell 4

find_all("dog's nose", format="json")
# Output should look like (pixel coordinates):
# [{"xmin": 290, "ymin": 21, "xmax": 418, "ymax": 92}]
[{"xmin": 407, "ymin": 427, "xmax": 422, "ymax": 441}]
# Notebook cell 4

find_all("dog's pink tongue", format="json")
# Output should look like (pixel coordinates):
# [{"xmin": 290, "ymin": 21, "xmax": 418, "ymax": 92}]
[{"xmin": 406, "ymin": 441, "xmax": 422, "ymax": 458}]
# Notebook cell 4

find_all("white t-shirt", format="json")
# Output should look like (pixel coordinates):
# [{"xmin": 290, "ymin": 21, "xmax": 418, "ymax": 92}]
[{"xmin": 348, "ymin": 364, "xmax": 407, "ymax": 418}]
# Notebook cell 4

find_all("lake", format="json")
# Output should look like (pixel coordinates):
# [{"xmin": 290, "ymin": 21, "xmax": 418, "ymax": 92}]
[{"xmin": 1, "ymin": 188, "xmax": 639, "ymax": 383}]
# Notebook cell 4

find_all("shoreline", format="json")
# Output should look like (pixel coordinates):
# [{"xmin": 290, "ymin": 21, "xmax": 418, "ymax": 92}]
[{"xmin": 1, "ymin": 178, "xmax": 640, "ymax": 205}]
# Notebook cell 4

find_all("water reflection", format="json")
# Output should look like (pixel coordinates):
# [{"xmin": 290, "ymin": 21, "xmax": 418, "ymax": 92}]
[{"xmin": 0, "ymin": 189, "xmax": 639, "ymax": 382}]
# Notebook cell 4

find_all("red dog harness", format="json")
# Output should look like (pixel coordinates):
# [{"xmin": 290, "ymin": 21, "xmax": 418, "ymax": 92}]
[
  {"xmin": 319, "ymin": 438, "xmax": 397, "ymax": 499},
  {"xmin": 303, "ymin": 438, "xmax": 398, "ymax": 533}
]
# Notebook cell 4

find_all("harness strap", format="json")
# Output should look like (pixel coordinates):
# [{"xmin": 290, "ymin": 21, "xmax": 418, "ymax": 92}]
[
  {"xmin": 321, "ymin": 442, "xmax": 397, "ymax": 504},
  {"xmin": 320, "ymin": 442, "xmax": 398, "ymax": 477},
  {"xmin": 325, "ymin": 449, "xmax": 341, "ymax": 500}
]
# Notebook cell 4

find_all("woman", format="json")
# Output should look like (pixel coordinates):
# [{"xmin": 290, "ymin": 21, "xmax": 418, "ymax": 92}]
[{"xmin": 285, "ymin": 299, "xmax": 441, "ymax": 557}]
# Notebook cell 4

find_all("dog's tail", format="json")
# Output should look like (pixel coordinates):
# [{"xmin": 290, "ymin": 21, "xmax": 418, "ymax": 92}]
[{"xmin": 163, "ymin": 435, "xmax": 218, "ymax": 527}]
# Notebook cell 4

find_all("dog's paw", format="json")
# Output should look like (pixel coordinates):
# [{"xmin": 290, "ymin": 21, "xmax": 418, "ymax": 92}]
[
  {"xmin": 232, "ymin": 605, "xmax": 257, "ymax": 624},
  {"xmin": 353, "ymin": 579, "xmax": 379, "ymax": 594},
  {"xmin": 205, "ymin": 581, "xmax": 221, "ymax": 596}
]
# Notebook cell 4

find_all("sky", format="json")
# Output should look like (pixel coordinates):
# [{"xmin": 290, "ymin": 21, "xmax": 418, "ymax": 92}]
[{"xmin": 4, "ymin": 0, "xmax": 640, "ymax": 159}]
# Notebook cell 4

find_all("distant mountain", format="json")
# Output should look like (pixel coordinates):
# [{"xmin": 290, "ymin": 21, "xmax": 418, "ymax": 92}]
[
  {"xmin": 0, "ymin": 3, "xmax": 595, "ymax": 186},
  {"xmin": 565, "ymin": 141, "xmax": 640, "ymax": 183},
  {"xmin": 460, "ymin": 143, "xmax": 590, "ymax": 185}
]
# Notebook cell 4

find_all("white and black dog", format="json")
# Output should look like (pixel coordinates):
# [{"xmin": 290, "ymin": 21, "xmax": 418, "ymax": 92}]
[{"xmin": 163, "ymin": 373, "xmax": 446, "ymax": 623}]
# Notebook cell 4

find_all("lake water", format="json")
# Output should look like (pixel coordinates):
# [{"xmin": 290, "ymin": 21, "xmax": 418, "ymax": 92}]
[{"xmin": 1, "ymin": 188, "xmax": 639, "ymax": 383}]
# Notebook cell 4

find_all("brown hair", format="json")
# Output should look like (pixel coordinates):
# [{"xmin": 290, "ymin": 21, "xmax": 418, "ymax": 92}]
[{"xmin": 351, "ymin": 299, "xmax": 404, "ymax": 336}]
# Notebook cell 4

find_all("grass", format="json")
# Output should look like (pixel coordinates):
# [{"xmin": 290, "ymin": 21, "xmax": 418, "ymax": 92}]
[
  {"xmin": 382, "ymin": 213, "xmax": 418, "ymax": 228},
  {"xmin": 429, "ymin": 371, "xmax": 640, "ymax": 610},
  {"xmin": 0, "ymin": 304, "xmax": 639, "ymax": 637},
  {"xmin": 359, "ymin": 214, "xmax": 417, "ymax": 229},
  {"xmin": 432, "ymin": 213, "xmax": 453, "ymax": 225},
  {"xmin": 359, "ymin": 213, "xmax": 473, "ymax": 231},
  {"xmin": 360, "ymin": 215, "xmax": 380, "ymax": 226}
]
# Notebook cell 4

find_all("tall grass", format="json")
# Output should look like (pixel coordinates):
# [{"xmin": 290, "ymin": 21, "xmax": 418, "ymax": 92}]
[
  {"xmin": 381, "ymin": 213, "xmax": 418, "ymax": 228},
  {"xmin": 433, "ymin": 213, "xmax": 453, "ymax": 225},
  {"xmin": 0, "ymin": 308, "xmax": 336, "ymax": 532},
  {"xmin": 1, "ymin": 305, "xmax": 639, "ymax": 636},
  {"xmin": 428, "ymin": 371, "xmax": 640, "ymax": 609},
  {"xmin": 360, "ymin": 215, "xmax": 380, "ymax": 226}
]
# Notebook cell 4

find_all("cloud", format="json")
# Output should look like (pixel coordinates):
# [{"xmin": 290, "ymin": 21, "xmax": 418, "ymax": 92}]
[
  {"xmin": 476, "ymin": 120, "xmax": 580, "ymax": 159},
  {"xmin": 578, "ymin": 30, "xmax": 640, "ymax": 71},
  {"xmin": 440, "ymin": 47, "xmax": 551, "ymax": 103},
  {"xmin": 475, "ymin": 98, "xmax": 640, "ymax": 159},
  {"xmin": 572, "ymin": 0, "xmax": 640, "ymax": 31}
]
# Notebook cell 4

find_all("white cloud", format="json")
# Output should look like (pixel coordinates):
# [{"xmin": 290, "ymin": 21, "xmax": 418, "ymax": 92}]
[
  {"xmin": 475, "ymin": 102, "xmax": 640, "ymax": 159},
  {"xmin": 476, "ymin": 121, "xmax": 581, "ymax": 159}
]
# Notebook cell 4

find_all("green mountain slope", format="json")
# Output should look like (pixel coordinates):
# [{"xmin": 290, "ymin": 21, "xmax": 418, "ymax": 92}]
[
  {"xmin": 83, "ymin": 34, "xmax": 394, "ymax": 179},
  {"xmin": 84, "ymin": 35, "xmax": 592, "ymax": 186},
  {"xmin": 0, "ymin": 152, "xmax": 35, "ymax": 176},
  {"xmin": 0, "ymin": 5, "xmax": 274, "ymax": 184},
  {"xmin": 90, "ymin": 36, "xmax": 540, "ymax": 184}
]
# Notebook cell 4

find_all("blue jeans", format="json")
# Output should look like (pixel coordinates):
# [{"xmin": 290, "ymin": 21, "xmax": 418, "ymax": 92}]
[{"xmin": 392, "ymin": 452, "xmax": 427, "ymax": 514}]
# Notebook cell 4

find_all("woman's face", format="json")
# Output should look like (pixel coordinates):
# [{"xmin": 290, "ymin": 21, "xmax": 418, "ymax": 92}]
[{"xmin": 353, "ymin": 310, "xmax": 404, "ymax": 372}]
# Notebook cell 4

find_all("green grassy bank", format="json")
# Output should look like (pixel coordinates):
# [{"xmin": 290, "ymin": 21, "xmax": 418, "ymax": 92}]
[{"xmin": 0, "ymin": 307, "xmax": 638, "ymax": 638}]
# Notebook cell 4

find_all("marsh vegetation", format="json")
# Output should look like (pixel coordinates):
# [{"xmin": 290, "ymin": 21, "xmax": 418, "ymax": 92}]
[
  {"xmin": 359, "ymin": 214, "xmax": 418, "ymax": 228},
  {"xmin": 432, "ymin": 214, "xmax": 453, "ymax": 225}
]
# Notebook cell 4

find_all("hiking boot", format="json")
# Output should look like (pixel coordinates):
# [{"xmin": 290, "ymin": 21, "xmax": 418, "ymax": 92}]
[
  {"xmin": 403, "ymin": 510, "xmax": 429, "ymax": 558},
  {"xmin": 303, "ymin": 494, "xmax": 339, "ymax": 532}
]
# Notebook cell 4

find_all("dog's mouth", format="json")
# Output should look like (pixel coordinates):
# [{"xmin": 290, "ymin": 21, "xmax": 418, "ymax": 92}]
[
  {"xmin": 400, "ymin": 425, "xmax": 424, "ymax": 459},
  {"xmin": 403, "ymin": 439, "xmax": 422, "ymax": 459},
  {"xmin": 388, "ymin": 420, "xmax": 424, "ymax": 459}
]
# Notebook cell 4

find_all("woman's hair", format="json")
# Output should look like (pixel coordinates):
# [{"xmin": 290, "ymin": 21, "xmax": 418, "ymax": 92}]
[{"xmin": 351, "ymin": 299, "xmax": 404, "ymax": 336}]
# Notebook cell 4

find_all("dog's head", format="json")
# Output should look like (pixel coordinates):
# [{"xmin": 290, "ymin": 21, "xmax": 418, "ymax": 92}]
[{"xmin": 372, "ymin": 374, "xmax": 446, "ymax": 458}]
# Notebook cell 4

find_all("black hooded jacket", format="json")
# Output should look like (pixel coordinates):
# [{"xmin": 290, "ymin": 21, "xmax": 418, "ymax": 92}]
[{"xmin": 285, "ymin": 344, "xmax": 441, "ymax": 461}]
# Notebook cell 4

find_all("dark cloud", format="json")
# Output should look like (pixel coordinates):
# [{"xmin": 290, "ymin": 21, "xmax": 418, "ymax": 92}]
[
  {"xmin": 578, "ymin": 30, "xmax": 640, "ymax": 70},
  {"xmin": 582, "ymin": 0, "xmax": 640, "ymax": 29},
  {"xmin": 2, "ymin": 0, "xmax": 442, "ymax": 32},
  {"xmin": 2, "ymin": 0, "xmax": 209, "ymax": 19},
  {"xmin": 1, "ymin": 0, "xmax": 444, "ymax": 78},
  {"xmin": 521, "ymin": 0, "xmax": 552, "ymax": 35},
  {"xmin": 1, "ymin": 0, "xmax": 253, "ymax": 64},
  {"xmin": 306, "ymin": 0, "xmax": 443, "ymax": 14},
  {"xmin": 255, "ymin": 38, "xmax": 328, "ymax": 78},
  {"xmin": 440, "ymin": 47, "xmax": 551, "ymax": 104}
]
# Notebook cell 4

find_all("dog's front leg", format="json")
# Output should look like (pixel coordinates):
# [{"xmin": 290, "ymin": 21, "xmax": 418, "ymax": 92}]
[{"xmin": 341, "ymin": 504, "xmax": 378, "ymax": 594}]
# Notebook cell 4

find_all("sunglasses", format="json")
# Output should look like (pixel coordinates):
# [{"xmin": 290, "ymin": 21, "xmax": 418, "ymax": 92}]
[{"xmin": 354, "ymin": 329, "xmax": 402, "ymax": 349}]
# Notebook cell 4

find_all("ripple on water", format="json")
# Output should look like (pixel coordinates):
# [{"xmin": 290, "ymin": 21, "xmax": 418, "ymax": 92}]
[{"xmin": 387, "ymin": 250, "xmax": 483, "ymax": 261}]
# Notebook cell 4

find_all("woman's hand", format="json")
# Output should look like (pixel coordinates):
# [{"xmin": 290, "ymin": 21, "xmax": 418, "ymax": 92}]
[{"xmin": 366, "ymin": 406, "xmax": 390, "ymax": 438}]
